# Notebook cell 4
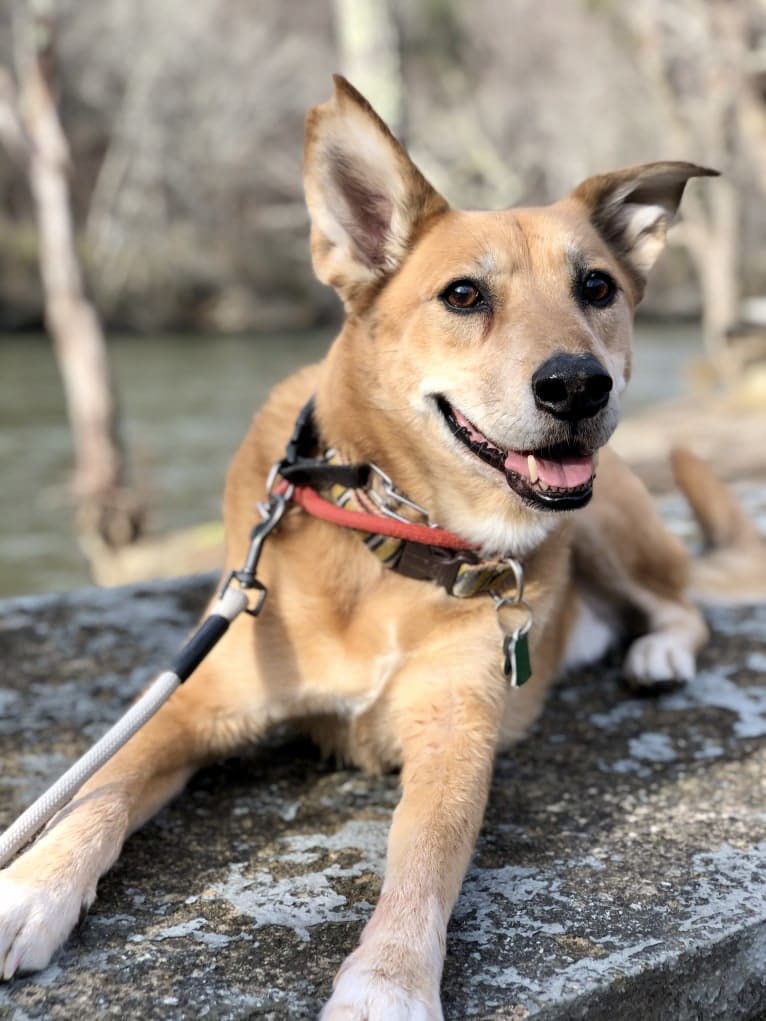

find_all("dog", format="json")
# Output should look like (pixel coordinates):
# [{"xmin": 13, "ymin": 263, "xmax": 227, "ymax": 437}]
[{"xmin": 0, "ymin": 76, "xmax": 748, "ymax": 1018}]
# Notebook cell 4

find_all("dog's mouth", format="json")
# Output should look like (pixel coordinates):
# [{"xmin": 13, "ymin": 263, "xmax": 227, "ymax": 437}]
[{"xmin": 435, "ymin": 396, "xmax": 597, "ymax": 511}]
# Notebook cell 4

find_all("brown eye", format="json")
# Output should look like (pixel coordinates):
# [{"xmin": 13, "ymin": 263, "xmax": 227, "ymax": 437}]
[
  {"xmin": 441, "ymin": 279, "xmax": 486, "ymax": 311},
  {"xmin": 581, "ymin": 271, "xmax": 617, "ymax": 308}
]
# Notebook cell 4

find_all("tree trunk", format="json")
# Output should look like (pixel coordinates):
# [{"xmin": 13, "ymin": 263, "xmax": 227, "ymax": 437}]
[
  {"xmin": 11, "ymin": 2, "xmax": 143, "ymax": 551},
  {"xmin": 332, "ymin": 0, "xmax": 405, "ymax": 138}
]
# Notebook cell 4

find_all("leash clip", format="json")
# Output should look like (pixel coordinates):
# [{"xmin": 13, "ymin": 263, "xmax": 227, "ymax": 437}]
[{"xmin": 220, "ymin": 491, "xmax": 289, "ymax": 616}]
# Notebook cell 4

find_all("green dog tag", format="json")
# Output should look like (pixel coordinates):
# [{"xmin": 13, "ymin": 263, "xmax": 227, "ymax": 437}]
[{"xmin": 503, "ymin": 630, "xmax": 532, "ymax": 687}]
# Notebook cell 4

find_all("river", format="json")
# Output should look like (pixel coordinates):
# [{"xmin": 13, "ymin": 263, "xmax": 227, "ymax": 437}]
[{"xmin": 1, "ymin": 323, "xmax": 701, "ymax": 598}]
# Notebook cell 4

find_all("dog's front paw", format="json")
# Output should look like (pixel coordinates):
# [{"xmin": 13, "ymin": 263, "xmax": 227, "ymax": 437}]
[
  {"xmin": 623, "ymin": 631, "xmax": 695, "ymax": 692},
  {"xmin": 0, "ymin": 869, "xmax": 92, "ymax": 979},
  {"xmin": 320, "ymin": 952, "xmax": 443, "ymax": 1021}
]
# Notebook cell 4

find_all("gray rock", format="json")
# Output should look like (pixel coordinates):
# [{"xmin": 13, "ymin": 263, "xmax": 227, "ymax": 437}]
[{"xmin": 0, "ymin": 575, "xmax": 764, "ymax": 1020}]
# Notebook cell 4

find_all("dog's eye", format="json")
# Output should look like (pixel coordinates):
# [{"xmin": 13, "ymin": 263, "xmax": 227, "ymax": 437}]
[
  {"xmin": 580, "ymin": 271, "xmax": 617, "ymax": 308},
  {"xmin": 441, "ymin": 280, "xmax": 485, "ymax": 311}
]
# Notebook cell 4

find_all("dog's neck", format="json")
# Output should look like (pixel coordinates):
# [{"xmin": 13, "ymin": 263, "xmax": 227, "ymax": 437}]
[{"xmin": 314, "ymin": 325, "xmax": 566, "ymax": 561}]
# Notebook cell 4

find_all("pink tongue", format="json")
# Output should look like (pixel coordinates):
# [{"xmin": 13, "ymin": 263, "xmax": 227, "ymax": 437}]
[{"xmin": 504, "ymin": 450, "xmax": 594, "ymax": 489}]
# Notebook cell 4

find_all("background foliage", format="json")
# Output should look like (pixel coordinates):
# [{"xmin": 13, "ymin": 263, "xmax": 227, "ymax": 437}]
[{"xmin": 1, "ymin": 0, "xmax": 764, "ymax": 335}]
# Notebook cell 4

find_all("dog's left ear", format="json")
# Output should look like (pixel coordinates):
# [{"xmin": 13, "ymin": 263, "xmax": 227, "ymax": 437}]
[
  {"xmin": 570, "ymin": 161, "xmax": 719, "ymax": 299},
  {"xmin": 304, "ymin": 76, "xmax": 449, "ymax": 311}
]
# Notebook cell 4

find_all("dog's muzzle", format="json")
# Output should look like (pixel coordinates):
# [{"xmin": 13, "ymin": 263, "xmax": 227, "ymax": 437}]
[{"xmin": 435, "ymin": 395, "xmax": 605, "ymax": 512}]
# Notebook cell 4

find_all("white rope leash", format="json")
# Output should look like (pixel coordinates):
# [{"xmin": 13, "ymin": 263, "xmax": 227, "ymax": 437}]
[{"xmin": 0, "ymin": 587, "xmax": 248, "ymax": 870}]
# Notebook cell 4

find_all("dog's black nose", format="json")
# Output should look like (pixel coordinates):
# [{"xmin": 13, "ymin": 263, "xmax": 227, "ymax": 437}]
[{"xmin": 532, "ymin": 353, "xmax": 613, "ymax": 421}]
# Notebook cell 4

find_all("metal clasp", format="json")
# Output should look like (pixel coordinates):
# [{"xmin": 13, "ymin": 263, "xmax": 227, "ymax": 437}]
[
  {"xmin": 264, "ymin": 459, "xmax": 295, "ymax": 504},
  {"xmin": 366, "ymin": 461, "xmax": 438, "ymax": 527},
  {"xmin": 490, "ymin": 557, "xmax": 525, "ymax": 605},
  {"xmin": 220, "ymin": 490, "xmax": 289, "ymax": 616}
]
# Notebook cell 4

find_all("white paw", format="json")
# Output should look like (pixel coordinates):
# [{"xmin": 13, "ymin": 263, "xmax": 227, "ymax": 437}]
[
  {"xmin": 624, "ymin": 631, "xmax": 695, "ymax": 689},
  {"xmin": 321, "ymin": 957, "xmax": 443, "ymax": 1021},
  {"xmin": 0, "ymin": 870, "xmax": 92, "ymax": 980}
]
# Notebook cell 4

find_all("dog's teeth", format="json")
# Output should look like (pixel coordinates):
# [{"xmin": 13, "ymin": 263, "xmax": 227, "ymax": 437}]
[
  {"xmin": 593, "ymin": 450, "xmax": 600, "ymax": 470},
  {"xmin": 527, "ymin": 454, "xmax": 539, "ymax": 485},
  {"xmin": 538, "ymin": 479, "xmax": 548, "ymax": 492}
]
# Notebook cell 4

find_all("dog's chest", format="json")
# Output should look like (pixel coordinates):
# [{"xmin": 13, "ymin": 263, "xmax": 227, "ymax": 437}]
[{"xmin": 341, "ymin": 619, "xmax": 405, "ymax": 719}]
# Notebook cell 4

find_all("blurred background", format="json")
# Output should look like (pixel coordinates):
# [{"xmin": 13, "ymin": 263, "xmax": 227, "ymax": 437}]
[{"xmin": 1, "ymin": 0, "xmax": 765, "ymax": 597}]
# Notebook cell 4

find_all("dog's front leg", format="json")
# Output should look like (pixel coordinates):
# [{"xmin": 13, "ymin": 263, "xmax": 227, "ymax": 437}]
[
  {"xmin": 0, "ymin": 717, "xmax": 194, "ymax": 978},
  {"xmin": 0, "ymin": 641, "xmax": 259, "ymax": 979},
  {"xmin": 321, "ymin": 675, "xmax": 503, "ymax": 1021}
]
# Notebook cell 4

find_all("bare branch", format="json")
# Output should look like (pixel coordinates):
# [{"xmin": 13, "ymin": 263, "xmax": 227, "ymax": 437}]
[
  {"xmin": 11, "ymin": 2, "xmax": 144, "ymax": 550},
  {"xmin": 0, "ymin": 66, "xmax": 30, "ymax": 164}
]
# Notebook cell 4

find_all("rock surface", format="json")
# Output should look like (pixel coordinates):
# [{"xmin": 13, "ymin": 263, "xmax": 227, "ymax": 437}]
[{"xmin": 0, "ymin": 570, "xmax": 765, "ymax": 1020}]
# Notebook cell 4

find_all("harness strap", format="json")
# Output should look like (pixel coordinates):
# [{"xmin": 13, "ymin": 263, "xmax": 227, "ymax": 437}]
[
  {"xmin": 274, "ymin": 397, "xmax": 526, "ymax": 601},
  {"xmin": 276, "ymin": 396, "xmax": 370, "ymax": 490}
]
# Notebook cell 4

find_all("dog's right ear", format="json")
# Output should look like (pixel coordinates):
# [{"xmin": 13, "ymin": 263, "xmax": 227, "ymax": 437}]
[
  {"xmin": 570, "ymin": 162, "xmax": 719, "ymax": 301},
  {"xmin": 304, "ymin": 76, "xmax": 449, "ymax": 311}
]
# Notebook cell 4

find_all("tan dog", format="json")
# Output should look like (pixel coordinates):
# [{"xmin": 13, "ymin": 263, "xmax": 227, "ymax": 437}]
[{"xmin": 0, "ymin": 78, "xmax": 742, "ymax": 1018}]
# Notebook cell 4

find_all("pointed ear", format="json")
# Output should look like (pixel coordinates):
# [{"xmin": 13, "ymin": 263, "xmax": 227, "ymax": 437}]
[
  {"xmin": 304, "ymin": 76, "xmax": 449, "ymax": 310},
  {"xmin": 570, "ymin": 161, "xmax": 719, "ymax": 299}
]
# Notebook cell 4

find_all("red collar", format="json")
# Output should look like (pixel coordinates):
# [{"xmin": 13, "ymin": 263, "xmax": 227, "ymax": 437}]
[{"xmin": 288, "ymin": 483, "xmax": 474, "ymax": 550}]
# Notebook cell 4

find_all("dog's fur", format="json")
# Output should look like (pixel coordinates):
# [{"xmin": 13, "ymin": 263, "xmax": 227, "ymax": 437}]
[{"xmin": 0, "ymin": 78, "xmax": 751, "ymax": 1017}]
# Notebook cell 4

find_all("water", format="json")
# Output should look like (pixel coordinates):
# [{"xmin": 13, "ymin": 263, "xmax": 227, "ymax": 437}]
[{"xmin": 1, "ymin": 323, "xmax": 701, "ymax": 598}]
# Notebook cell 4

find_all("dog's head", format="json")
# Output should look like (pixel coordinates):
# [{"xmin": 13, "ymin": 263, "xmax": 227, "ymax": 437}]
[{"xmin": 305, "ymin": 77, "xmax": 716, "ymax": 552}]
